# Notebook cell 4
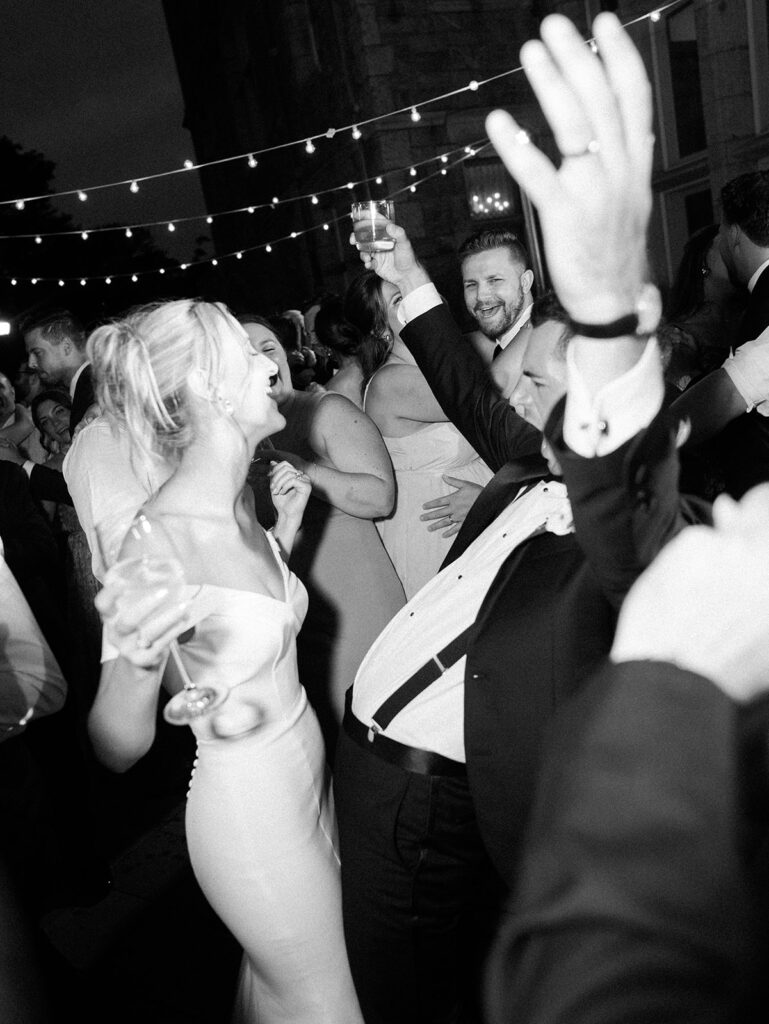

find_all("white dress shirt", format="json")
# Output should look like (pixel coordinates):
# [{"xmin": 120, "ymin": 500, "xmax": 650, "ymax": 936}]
[
  {"xmin": 722, "ymin": 323, "xmax": 769, "ymax": 417},
  {"xmin": 355, "ymin": 285, "xmax": 664, "ymax": 760}
]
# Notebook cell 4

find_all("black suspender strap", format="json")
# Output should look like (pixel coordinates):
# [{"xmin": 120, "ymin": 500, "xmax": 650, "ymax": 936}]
[{"xmin": 369, "ymin": 622, "xmax": 476, "ymax": 736}]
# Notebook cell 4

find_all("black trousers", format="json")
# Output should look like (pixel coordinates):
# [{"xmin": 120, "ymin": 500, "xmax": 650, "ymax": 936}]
[{"xmin": 334, "ymin": 727, "xmax": 507, "ymax": 1024}]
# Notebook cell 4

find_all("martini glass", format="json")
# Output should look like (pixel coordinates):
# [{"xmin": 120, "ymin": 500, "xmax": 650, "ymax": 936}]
[{"xmin": 94, "ymin": 510, "xmax": 227, "ymax": 725}]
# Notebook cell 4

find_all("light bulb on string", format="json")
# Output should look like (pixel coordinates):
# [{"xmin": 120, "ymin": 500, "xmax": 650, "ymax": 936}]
[
  {"xmin": 440, "ymin": 154, "xmax": 448, "ymax": 163},
  {"xmin": 248, "ymin": 154, "xmax": 258, "ymax": 168},
  {"xmin": 236, "ymin": 252, "xmax": 242, "ymax": 260},
  {"xmin": 35, "ymin": 236, "xmax": 42, "ymax": 244},
  {"xmin": 441, "ymin": 168, "xmax": 447, "ymax": 175},
  {"xmin": 411, "ymin": 107, "xmax": 421, "ymax": 122},
  {"xmin": 129, "ymin": 180, "xmax": 139, "ymax": 193},
  {"xmin": 31, "ymin": 278, "xmax": 38, "ymax": 285},
  {"xmin": 15, "ymin": 200, "xmax": 24, "ymax": 211},
  {"xmin": 323, "ymin": 223, "xmax": 329, "ymax": 230},
  {"xmin": 81, "ymin": 231, "xmax": 89, "ymax": 241},
  {"xmin": 272, "ymin": 196, "xmax": 279, "ymax": 204},
  {"xmin": 105, "ymin": 277, "xmax": 111, "ymax": 284},
  {"xmin": 375, "ymin": 177, "xmax": 383, "ymax": 185},
  {"xmin": 167, "ymin": 222, "xmax": 175, "ymax": 232},
  {"xmin": 10, "ymin": 279, "xmax": 16, "ymax": 286},
  {"xmin": 410, "ymin": 167, "xmax": 417, "ymax": 176},
  {"xmin": 184, "ymin": 159, "xmax": 194, "ymax": 169},
  {"xmin": 468, "ymin": 80, "xmax": 479, "ymax": 91},
  {"xmin": 80, "ymin": 279, "xmax": 86, "ymax": 286},
  {"xmin": 311, "ymin": 195, "xmax": 319, "ymax": 205},
  {"xmin": 159, "ymin": 268, "xmax": 165, "ymax": 274},
  {"xmin": 265, "ymin": 245, "xmax": 272, "ymax": 253},
  {"xmin": 410, "ymin": 184, "xmax": 417, "ymax": 192},
  {"xmin": 305, "ymin": 139, "xmax": 316, "ymax": 154},
  {"xmin": 206, "ymin": 216, "xmax": 213, "ymax": 224},
  {"xmin": 125, "ymin": 228, "xmax": 133, "ymax": 238},
  {"xmin": 325, "ymin": 127, "xmax": 336, "ymax": 139},
  {"xmin": 650, "ymin": 10, "xmax": 661, "ymax": 22},
  {"xmin": 346, "ymin": 182, "xmax": 354, "ymax": 190},
  {"xmin": 131, "ymin": 274, "xmax": 138, "ymax": 282},
  {"xmin": 352, "ymin": 125, "xmax": 362, "ymax": 140},
  {"xmin": 212, "ymin": 259, "xmax": 218, "ymax": 266},
  {"xmin": 290, "ymin": 232, "xmax": 297, "ymax": 238},
  {"xmin": 58, "ymin": 280, "xmax": 64, "ymax": 287},
  {"xmin": 180, "ymin": 264, "xmax": 187, "ymax": 270},
  {"xmin": 248, "ymin": 207, "xmax": 255, "ymax": 214},
  {"xmin": 78, "ymin": 191, "xmax": 87, "ymax": 201}
]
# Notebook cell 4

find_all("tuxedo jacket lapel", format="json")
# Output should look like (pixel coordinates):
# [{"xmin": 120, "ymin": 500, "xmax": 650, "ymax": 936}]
[{"xmin": 441, "ymin": 455, "xmax": 550, "ymax": 568}]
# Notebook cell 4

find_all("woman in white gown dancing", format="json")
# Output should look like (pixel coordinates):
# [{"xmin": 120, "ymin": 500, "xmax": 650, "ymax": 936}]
[{"xmin": 86, "ymin": 299, "xmax": 363, "ymax": 1024}]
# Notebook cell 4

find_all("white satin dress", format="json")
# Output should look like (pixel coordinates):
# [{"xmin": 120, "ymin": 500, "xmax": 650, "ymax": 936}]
[{"xmin": 179, "ymin": 531, "xmax": 363, "ymax": 1024}]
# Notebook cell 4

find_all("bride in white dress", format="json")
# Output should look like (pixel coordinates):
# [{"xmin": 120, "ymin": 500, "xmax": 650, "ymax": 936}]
[{"xmin": 85, "ymin": 300, "xmax": 363, "ymax": 1024}]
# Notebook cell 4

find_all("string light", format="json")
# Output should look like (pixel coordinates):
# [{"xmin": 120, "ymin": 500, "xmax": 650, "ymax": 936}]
[
  {"xmin": 14, "ymin": 200, "xmax": 24, "ymax": 211},
  {"xmin": 410, "ymin": 167, "xmax": 417, "ymax": 176},
  {"xmin": 167, "ymin": 222, "xmax": 176, "ymax": 232},
  {"xmin": 236, "ymin": 252, "xmax": 242, "ymax": 259},
  {"xmin": 375, "ymin": 176, "xmax": 383, "ymax": 185},
  {"xmin": 31, "ymin": 278, "xmax": 37, "ymax": 285},
  {"xmin": 35, "ymin": 236, "xmax": 42, "ymax": 244},
  {"xmin": 80, "ymin": 278, "xmax": 86, "ymax": 286},
  {"xmin": 440, "ymin": 154, "xmax": 448, "ymax": 163},
  {"xmin": 212, "ymin": 258, "xmax": 218, "ymax": 266},
  {"xmin": 129, "ymin": 180, "xmax": 139, "ymax": 193},
  {"xmin": 105, "ymin": 277, "xmax": 111, "ymax": 284},
  {"xmin": 248, "ymin": 154, "xmax": 258, "ymax": 168},
  {"xmin": 10, "ymin": 279, "xmax": 16, "ymax": 286},
  {"xmin": 346, "ymin": 182, "xmax": 354, "ymax": 189},
  {"xmin": 5, "ymin": 142, "xmax": 492, "ymax": 282},
  {"xmin": 248, "ymin": 206, "xmax": 255, "ymax": 213},
  {"xmin": 311, "ymin": 194, "xmax": 319, "ymax": 205},
  {"xmin": 1, "ymin": 2, "xmax": 684, "ymax": 212},
  {"xmin": 131, "ymin": 274, "xmax": 138, "ymax": 282},
  {"xmin": 125, "ymin": 227, "xmax": 133, "ymax": 238},
  {"xmin": 272, "ymin": 196, "xmax": 279, "ymax": 204},
  {"xmin": 351, "ymin": 125, "xmax": 362, "ymax": 140},
  {"xmin": 81, "ymin": 231, "xmax": 89, "ymax": 240},
  {"xmin": 59, "ymin": 279, "xmax": 64, "ymax": 287},
  {"xmin": 206, "ymin": 216, "xmax": 213, "ymax": 224},
  {"xmin": 184, "ymin": 159, "xmax": 194, "ymax": 169},
  {"xmin": 159, "ymin": 268, "xmax": 165, "ymax": 274},
  {"xmin": 305, "ymin": 139, "xmax": 316, "ymax": 154}
]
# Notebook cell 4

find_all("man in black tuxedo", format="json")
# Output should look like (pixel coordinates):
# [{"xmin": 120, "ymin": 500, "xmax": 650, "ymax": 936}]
[
  {"xmin": 486, "ymin": 484, "xmax": 769, "ymax": 1024},
  {"xmin": 707, "ymin": 171, "xmax": 769, "ymax": 495},
  {"xmin": 0, "ymin": 309, "xmax": 95, "ymax": 505},
  {"xmin": 334, "ymin": 14, "xmax": 706, "ymax": 1023}
]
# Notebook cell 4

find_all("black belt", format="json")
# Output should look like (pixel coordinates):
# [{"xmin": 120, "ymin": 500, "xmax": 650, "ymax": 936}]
[{"xmin": 343, "ymin": 693, "xmax": 467, "ymax": 778}]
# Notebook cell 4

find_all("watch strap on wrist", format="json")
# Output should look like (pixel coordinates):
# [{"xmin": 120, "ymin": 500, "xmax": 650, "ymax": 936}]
[{"xmin": 568, "ymin": 283, "xmax": 662, "ymax": 339}]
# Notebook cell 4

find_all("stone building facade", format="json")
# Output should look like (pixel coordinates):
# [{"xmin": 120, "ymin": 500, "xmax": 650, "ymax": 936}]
[{"xmin": 163, "ymin": 0, "xmax": 769, "ymax": 320}]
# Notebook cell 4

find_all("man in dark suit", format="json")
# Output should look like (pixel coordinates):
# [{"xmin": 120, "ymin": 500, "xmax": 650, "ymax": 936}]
[
  {"xmin": 486, "ymin": 485, "xmax": 769, "ymax": 1024},
  {"xmin": 706, "ymin": 171, "xmax": 769, "ymax": 496},
  {"xmin": 0, "ymin": 309, "xmax": 94, "ymax": 505},
  {"xmin": 334, "ymin": 14, "xmax": 705, "ymax": 1022}
]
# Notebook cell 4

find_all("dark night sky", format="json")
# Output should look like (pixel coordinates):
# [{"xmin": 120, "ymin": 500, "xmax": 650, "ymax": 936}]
[{"xmin": 1, "ymin": 0, "xmax": 208, "ymax": 262}]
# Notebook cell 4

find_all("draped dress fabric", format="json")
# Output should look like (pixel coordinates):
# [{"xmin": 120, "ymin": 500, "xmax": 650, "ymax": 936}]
[
  {"xmin": 253, "ymin": 390, "xmax": 406, "ymax": 750},
  {"xmin": 180, "ymin": 531, "xmax": 363, "ymax": 1024},
  {"xmin": 363, "ymin": 385, "xmax": 494, "ymax": 598}
]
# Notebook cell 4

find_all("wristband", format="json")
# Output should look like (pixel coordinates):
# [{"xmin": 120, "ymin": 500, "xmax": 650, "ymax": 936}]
[{"xmin": 568, "ymin": 283, "xmax": 661, "ymax": 339}]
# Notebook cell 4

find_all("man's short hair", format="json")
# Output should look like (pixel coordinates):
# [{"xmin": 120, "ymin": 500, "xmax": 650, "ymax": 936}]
[
  {"xmin": 19, "ymin": 308, "xmax": 86, "ymax": 352},
  {"xmin": 721, "ymin": 171, "xmax": 769, "ymax": 247},
  {"xmin": 530, "ymin": 291, "xmax": 573, "ymax": 359},
  {"xmin": 458, "ymin": 228, "xmax": 531, "ymax": 270}
]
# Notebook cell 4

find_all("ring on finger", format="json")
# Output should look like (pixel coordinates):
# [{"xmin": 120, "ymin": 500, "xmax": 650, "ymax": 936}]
[{"xmin": 559, "ymin": 139, "xmax": 600, "ymax": 159}]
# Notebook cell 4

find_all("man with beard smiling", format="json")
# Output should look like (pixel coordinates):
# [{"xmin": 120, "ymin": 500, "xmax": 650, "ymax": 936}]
[{"xmin": 460, "ymin": 228, "xmax": 535, "ymax": 381}]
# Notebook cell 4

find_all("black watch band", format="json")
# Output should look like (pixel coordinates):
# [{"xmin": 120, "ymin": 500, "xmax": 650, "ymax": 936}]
[{"xmin": 567, "ymin": 313, "xmax": 640, "ymax": 338}]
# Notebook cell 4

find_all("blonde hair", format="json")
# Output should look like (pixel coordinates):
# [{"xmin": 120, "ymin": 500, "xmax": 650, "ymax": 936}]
[{"xmin": 88, "ymin": 299, "xmax": 240, "ymax": 468}]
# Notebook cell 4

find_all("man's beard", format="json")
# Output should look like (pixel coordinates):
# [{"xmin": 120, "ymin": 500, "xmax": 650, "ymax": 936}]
[{"xmin": 473, "ymin": 294, "xmax": 524, "ymax": 341}]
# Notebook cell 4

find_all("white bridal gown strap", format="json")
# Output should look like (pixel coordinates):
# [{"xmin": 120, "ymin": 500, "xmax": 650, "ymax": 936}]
[{"xmin": 178, "ymin": 530, "xmax": 363, "ymax": 1024}]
